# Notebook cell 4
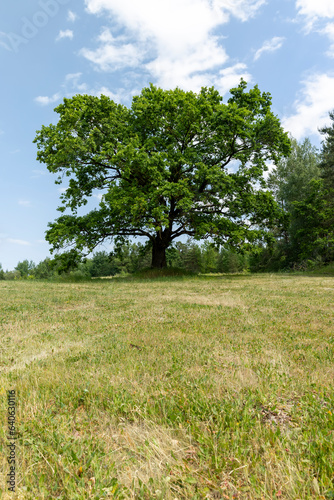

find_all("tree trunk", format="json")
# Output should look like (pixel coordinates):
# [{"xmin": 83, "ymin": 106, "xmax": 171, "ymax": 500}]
[{"xmin": 151, "ymin": 240, "xmax": 167, "ymax": 268}]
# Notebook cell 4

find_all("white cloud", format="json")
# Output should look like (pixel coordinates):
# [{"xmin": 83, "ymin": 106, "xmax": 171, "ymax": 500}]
[
  {"xmin": 7, "ymin": 238, "xmax": 31, "ymax": 246},
  {"xmin": 145, "ymin": 37, "xmax": 228, "ymax": 90},
  {"xmin": 35, "ymin": 93, "xmax": 62, "ymax": 106},
  {"xmin": 296, "ymin": 0, "xmax": 334, "ymax": 22},
  {"xmin": 18, "ymin": 200, "xmax": 31, "ymax": 207},
  {"xmin": 0, "ymin": 129, "xmax": 4, "ymax": 135},
  {"xmin": 31, "ymin": 169, "xmax": 48, "ymax": 178},
  {"xmin": 85, "ymin": 0, "xmax": 266, "ymax": 28},
  {"xmin": 64, "ymin": 73, "xmax": 126, "ymax": 100},
  {"xmin": 92, "ymin": 86, "xmax": 124, "ymax": 100},
  {"xmin": 83, "ymin": 0, "xmax": 265, "ymax": 90},
  {"xmin": 93, "ymin": 193, "xmax": 103, "ymax": 200},
  {"xmin": 217, "ymin": 0, "xmax": 267, "ymax": 22},
  {"xmin": 32, "ymin": 169, "xmax": 46, "ymax": 174},
  {"xmin": 296, "ymin": 0, "xmax": 334, "ymax": 51},
  {"xmin": 34, "ymin": 64, "xmax": 250, "ymax": 111},
  {"xmin": 254, "ymin": 36, "xmax": 285, "ymax": 61},
  {"xmin": 64, "ymin": 72, "xmax": 88, "ymax": 92},
  {"xmin": 34, "ymin": 73, "xmax": 126, "ymax": 107},
  {"xmin": 67, "ymin": 10, "xmax": 77, "ymax": 22},
  {"xmin": 56, "ymin": 29, "xmax": 74, "ymax": 41},
  {"xmin": 65, "ymin": 72, "xmax": 82, "ymax": 81},
  {"xmin": 34, "ymin": 74, "xmax": 88, "ymax": 107},
  {"xmin": 80, "ymin": 29, "xmax": 143, "ymax": 71},
  {"xmin": 215, "ymin": 63, "xmax": 252, "ymax": 95},
  {"xmin": 282, "ymin": 73, "xmax": 334, "ymax": 140},
  {"xmin": 321, "ymin": 22, "xmax": 334, "ymax": 57}
]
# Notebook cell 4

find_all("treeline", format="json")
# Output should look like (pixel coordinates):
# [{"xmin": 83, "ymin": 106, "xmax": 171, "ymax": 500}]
[
  {"xmin": 0, "ymin": 241, "xmax": 249, "ymax": 280},
  {"xmin": 252, "ymin": 112, "xmax": 334, "ymax": 271}
]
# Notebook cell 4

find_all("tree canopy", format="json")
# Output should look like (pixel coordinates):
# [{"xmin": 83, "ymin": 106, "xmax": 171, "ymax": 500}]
[
  {"xmin": 34, "ymin": 81, "xmax": 290, "ymax": 268},
  {"xmin": 290, "ymin": 112, "xmax": 334, "ymax": 263},
  {"xmin": 267, "ymin": 137, "xmax": 320, "ymax": 210},
  {"xmin": 319, "ymin": 110, "xmax": 334, "ymax": 192}
]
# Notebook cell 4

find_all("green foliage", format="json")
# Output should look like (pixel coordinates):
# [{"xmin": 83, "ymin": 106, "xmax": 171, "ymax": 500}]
[
  {"xmin": 11, "ymin": 240, "xmax": 249, "ymax": 280},
  {"xmin": 53, "ymin": 269, "xmax": 92, "ymax": 282},
  {"xmin": 77, "ymin": 244, "xmax": 152, "ymax": 277},
  {"xmin": 266, "ymin": 137, "xmax": 321, "ymax": 265},
  {"xmin": 292, "ymin": 179, "xmax": 334, "ymax": 262},
  {"xmin": 319, "ymin": 110, "xmax": 334, "ymax": 191},
  {"xmin": 33, "ymin": 258, "xmax": 54, "ymax": 279},
  {"xmin": 84, "ymin": 251, "xmax": 115, "ymax": 277},
  {"xmin": 0, "ymin": 263, "xmax": 4, "ymax": 280},
  {"xmin": 15, "ymin": 259, "xmax": 35, "ymax": 278},
  {"xmin": 110, "ymin": 242, "xmax": 151, "ymax": 274},
  {"xmin": 34, "ymin": 82, "xmax": 290, "ymax": 268},
  {"xmin": 201, "ymin": 241, "xmax": 220, "ymax": 273},
  {"xmin": 3, "ymin": 270, "xmax": 21, "ymax": 280},
  {"xmin": 172, "ymin": 241, "xmax": 203, "ymax": 273},
  {"xmin": 268, "ymin": 137, "xmax": 320, "ymax": 210},
  {"xmin": 50, "ymin": 249, "xmax": 82, "ymax": 275},
  {"xmin": 218, "ymin": 248, "xmax": 248, "ymax": 273},
  {"xmin": 261, "ymin": 135, "xmax": 334, "ymax": 270},
  {"xmin": 248, "ymin": 242, "xmax": 289, "ymax": 272},
  {"xmin": 276, "ymin": 115, "xmax": 334, "ymax": 265}
]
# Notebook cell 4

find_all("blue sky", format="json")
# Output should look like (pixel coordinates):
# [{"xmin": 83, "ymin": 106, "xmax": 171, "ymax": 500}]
[{"xmin": 1, "ymin": 0, "xmax": 334, "ymax": 271}]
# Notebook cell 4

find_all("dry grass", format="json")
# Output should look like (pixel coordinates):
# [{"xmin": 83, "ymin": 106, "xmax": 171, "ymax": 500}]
[{"xmin": 0, "ymin": 274, "xmax": 333, "ymax": 499}]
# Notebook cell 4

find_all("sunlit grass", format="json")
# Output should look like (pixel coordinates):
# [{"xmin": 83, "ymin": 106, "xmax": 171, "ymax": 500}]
[{"xmin": 0, "ymin": 274, "xmax": 333, "ymax": 499}]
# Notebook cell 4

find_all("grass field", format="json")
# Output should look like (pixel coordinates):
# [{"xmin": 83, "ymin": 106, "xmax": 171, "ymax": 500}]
[{"xmin": 0, "ymin": 273, "xmax": 333, "ymax": 499}]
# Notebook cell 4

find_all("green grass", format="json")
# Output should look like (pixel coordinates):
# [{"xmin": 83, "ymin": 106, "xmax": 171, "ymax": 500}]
[
  {"xmin": 132, "ymin": 267, "xmax": 197, "ymax": 279},
  {"xmin": 303, "ymin": 262, "xmax": 334, "ymax": 277},
  {"xmin": 0, "ymin": 274, "xmax": 333, "ymax": 499}
]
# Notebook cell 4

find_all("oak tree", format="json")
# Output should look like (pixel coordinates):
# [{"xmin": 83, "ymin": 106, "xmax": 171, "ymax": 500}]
[{"xmin": 34, "ymin": 82, "xmax": 290, "ymax": 268}]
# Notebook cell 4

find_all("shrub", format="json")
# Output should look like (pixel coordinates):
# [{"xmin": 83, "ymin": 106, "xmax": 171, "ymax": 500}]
[{"xmin": 4, "ymin": 270, "xmax": 21, "ymax": 280}]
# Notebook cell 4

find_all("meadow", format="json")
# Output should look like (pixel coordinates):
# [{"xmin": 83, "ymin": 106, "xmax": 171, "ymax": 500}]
[{"xmin": 0, "ymin": 273, "xmax": 333, "ymax": 499}]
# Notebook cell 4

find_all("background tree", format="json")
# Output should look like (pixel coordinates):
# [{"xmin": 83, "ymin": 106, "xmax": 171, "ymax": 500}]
[
  {"xmin": 257, "ymin": 131, "xmax": 334, "ymax": 269},
  {"xmin": 264, "ymin": 138, "xmax": 321, "ymax": 265},
  {"xmin": 85, "ymin": 251, "xmax": 115, "ymax": 277},
  {"xmin": 4, "ymin": 270, "xmax": 21, "ymax": 280},
  {"xmin": 319, "ymin": 110, "xmax": 334, "ymax": 192},
  {"xmin": 200, "ymin": 241, "xmax": 219, "ymax": 273},
  {"xmin": 291, "ymin": 113, "xmax": 334, "ymax": 263},
  {"xmin": 173, "ymin": 240, "xmax": 203, "ymax": 273},
  {"xmin": 34, "ymin": 258, "xmax": 54, "ymax": 279},
  {"xmin": 292, "ymin": 179, "xmax": 334, "ymax": 263},
  {"xmin": 34, "ymin": 82, "xmax": 290, "ymax": 268},
  {"xmin": 50, "ymin": 250, "xmax": 82, "ymax": 275},
  {"xmin": 218, "ymin": 248, "xmax": 247, "ymax": 273},
  {"xmin": 15, "ymin": 260, "xmax": 35, "ymax": 278},
  {"xmin": 267, "ymin": 137, "xmax": 320, "ymax": 210}
]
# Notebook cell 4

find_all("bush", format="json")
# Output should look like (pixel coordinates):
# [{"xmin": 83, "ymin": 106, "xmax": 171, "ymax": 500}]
[
  {"xmin": 53, "ymin": 270, "xmax": 92, "ymax": 282},
  {"xmin": 4, "ymin": 270, "xmax": 21, "ymax": 280}
]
